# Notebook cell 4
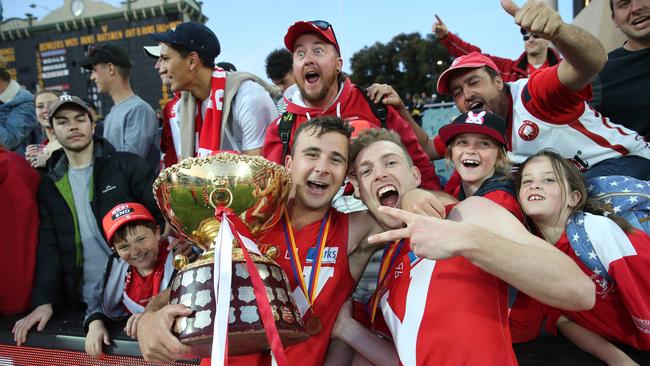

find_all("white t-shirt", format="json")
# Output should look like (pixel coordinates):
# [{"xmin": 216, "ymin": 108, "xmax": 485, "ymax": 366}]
[{"xmin": 200, "ymin": 80, "xmax": 277, "ymax": 152}]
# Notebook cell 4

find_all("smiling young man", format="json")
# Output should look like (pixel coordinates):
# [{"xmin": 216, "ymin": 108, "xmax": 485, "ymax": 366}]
[
  {"xmin": 263, "ymin": 20, "xmax": 441, "ymax": 191},
  {"xmin": 11, "ymin": 95, "xmax": 164, "ymax": 347},
  {"xmin": 80, "ymin": 44, "xmax": 160, "ymax": 171},
  {"xmin": 149, "ymin": 22, "xmax": 277, "ymax": 160},
  {"xmin": 135, "ymin": 116, "xmax": 391, "ymax": 366},
  {"xmin": 591, "ymin": 0, "xmax": 650, "ymax": 139},
  {"xmin": 328, "ymin": 128, "xmax": 595, "ymax": 366},
  {"xmin": 430, "ymin": 0, "xmax": 650, "ymax": 180}
]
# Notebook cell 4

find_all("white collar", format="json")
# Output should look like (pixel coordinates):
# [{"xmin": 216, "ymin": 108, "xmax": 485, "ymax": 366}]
[
  {"xmin": 285, "ymin": 81, "xmax": 345, "ymax": 110},
  {"xmin": 0, "ymin": 80, "xmax": 20, "ymax": 103}
]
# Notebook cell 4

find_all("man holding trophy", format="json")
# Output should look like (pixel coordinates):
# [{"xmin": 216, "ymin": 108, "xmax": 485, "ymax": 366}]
[{"xmin": 138, "ymin": 116, "xmax": 391, "ymax": 365}]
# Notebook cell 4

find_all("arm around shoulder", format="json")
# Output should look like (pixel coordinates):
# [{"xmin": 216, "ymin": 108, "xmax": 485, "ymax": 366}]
[{"xmin": 449, "ymin": 197, "xmax": 595, "ymax": 311}]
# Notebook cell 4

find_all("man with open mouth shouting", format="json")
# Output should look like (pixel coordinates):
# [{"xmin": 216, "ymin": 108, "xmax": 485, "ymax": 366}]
[
  {"xmin": 328, "ymin": 127, "xmax": 595, "ymax": 366},
  {"xmin": 431, "ymin": 0, "xmax": 650, "ymax": 180},
  {"xmin": 136, "ymin": 117, "xmax": 430, "ymax": 366},
  {"xmin": 263, "ymin": 20, "xmax": 441, "ymax": 191}
]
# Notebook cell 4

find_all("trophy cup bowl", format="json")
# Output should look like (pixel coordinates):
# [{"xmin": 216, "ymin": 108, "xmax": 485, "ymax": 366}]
[{"xmin": 153, "ymin": 153, "xmax": 309, "ymax": 356}]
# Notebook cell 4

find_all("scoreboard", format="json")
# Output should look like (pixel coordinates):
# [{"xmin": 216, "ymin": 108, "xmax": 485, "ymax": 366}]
[{"xmin": 0, "ymin": 17, "xmax": 183, "ymax": 116}]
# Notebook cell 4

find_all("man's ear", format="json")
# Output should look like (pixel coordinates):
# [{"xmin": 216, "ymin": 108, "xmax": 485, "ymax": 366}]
[
  {"xmin": 494, "ymin": 74, "xmax": 504, "ymax": 91},
  {"xmin": 411, "ymin": 166, "xmax": 422, "ymax": 187},
  {"xmin": 336, "ymin": 57, "xmax": 343, "ymax": 73},
  {"xmin": 285, "ymin": 154, "xmax": 293, "ymax": 170},
  {"xmin": 347, "ymin": 171, "xmax": 361, "ymax": 199},
  {"xmin": 188, "ymin": 52, "xmax": 200, "ymax": 71}
]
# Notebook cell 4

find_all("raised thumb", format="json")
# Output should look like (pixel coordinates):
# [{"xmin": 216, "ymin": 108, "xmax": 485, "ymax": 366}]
[{"xmin": 500, "ymin": 0, "xmax": 520, "ymax": 17}]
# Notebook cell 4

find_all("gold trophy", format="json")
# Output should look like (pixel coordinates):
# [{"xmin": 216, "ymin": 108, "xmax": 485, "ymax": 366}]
[{"xmin": 153, "ymin": 153, "xmax": 308, "ymax": 357}]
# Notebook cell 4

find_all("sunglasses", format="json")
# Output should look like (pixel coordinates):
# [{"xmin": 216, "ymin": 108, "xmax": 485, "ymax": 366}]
[
  {"xmin": 87, "ymin": 45, "xmax": 116, "ymax": 59},
  {"xmin": 523, "ymin": 34, "xmax": 541, "ymax": 41},
  {"xmin": 310, "ymin": 20, "xmax": 340, "ymax": 50}
]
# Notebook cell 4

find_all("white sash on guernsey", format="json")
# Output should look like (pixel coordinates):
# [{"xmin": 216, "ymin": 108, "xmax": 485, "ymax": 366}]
[{"xmin": 583, "ymin": 212, "xmax": 637, "ymax": 271}]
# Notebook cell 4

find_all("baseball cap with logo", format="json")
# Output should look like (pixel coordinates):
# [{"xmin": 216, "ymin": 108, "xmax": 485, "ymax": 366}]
[
  {"xmin": 436, "ymin": 52, "xmax": 500, "ymax": 95},
  {"xmin": 79, "ymin": 44, "xmax": 132, "ymax": 70},
  {"xmin": 149, "ymin": 22, "xmax": 220, "ymax": 63},
  {"xmin": 438, "ymin": 109, "xmax": 508, "ymax": 146},
  {"xmin": 284, "ymin": 20, "xmax": 341, "ymax": 55},
  {"xmin": 103, "ymin": 202, "xmax": 156, "ymax": 245},
  {"xmin": 48, "ymin": 95, "xmax": 94, "ymax": 124}
]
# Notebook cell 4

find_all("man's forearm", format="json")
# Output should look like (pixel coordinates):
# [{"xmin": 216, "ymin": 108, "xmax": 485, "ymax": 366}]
[
  {"xmin": 460, "ymin": 225, "xmax": 594, "ymax": 311},
  {"xmin": 397, "ymin": 106, "xmax": 430, "ymax": 151},
  {"xmin": 335, "ymin": 319, "xmax": 398, "ymax": 366},
  {"xmin": 552, "ymin": 24, "xmax": 607, "ymax": 90},
  {"xmin": 145, "ymin": 288, "xmax": 171, "ymax": 312}
]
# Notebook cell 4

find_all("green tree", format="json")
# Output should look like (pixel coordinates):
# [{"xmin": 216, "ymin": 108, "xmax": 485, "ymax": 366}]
[{"xmin": 349, "ymin": 32, "xmax": 452, "ymax": 101}]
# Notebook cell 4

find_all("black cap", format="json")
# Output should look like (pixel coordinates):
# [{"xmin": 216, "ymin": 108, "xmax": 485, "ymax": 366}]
[
  {"xmin": 48, "ymin": 95, "xmax": 94, "ymax": 124},
  {"xmin": 149, "ymin": 22, "xmax": 220, "ymax": 63},
  {"xmin": 438, "ymin": 109, "xmax": 508, "ymax": 146},
  {"xmin": 79, "ymin": 44, "xmax": 132, "ymax": 70},
  {"xmin": 217, "ymin": 62, "xmax": 236, "ymax": 72}
]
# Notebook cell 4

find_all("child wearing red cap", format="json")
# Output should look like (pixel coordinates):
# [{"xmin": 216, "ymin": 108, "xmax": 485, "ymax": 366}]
[
  {"xmin": 84, "ymin": 202, "xmax": 175, "ymax": 358},
  {"xmin": 438, "ymin": 109, "xmax": 524, "ymax": 223}
]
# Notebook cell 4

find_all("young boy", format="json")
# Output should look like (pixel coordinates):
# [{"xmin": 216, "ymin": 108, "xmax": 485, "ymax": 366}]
[{"xmin": 84, "ymin": 202, "xmax": 175, "ymax": 358}]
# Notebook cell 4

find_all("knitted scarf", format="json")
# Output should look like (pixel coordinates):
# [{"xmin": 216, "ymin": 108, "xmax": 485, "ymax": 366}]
[{"xmin": 196, "ymin": 67, "xmax": 228, "ymax": 157}]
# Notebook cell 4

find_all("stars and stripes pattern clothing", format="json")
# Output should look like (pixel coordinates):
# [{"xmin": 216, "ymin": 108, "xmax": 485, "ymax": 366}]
[
  {"xmin": 511, "ymin": 213, "xmax": 650, "ymax": 350},
  {"xmin": 586, "ymin": 175, "xmax": 650, "ymax": 234}
]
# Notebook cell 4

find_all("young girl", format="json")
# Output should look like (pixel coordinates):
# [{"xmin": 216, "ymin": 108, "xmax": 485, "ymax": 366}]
[
  {"xmin": 84, "ymin": 202, "xmax": 175, "ymax": 358},
  {"xmin": 515, "ymin": 150, "xmax": 650, "ymax": 365},
  {"xmin": 438, "ymin": 109, "xmax": 525, "ymax": 222},
  {"xmin": 25, "ymin": 90, "xmax": 63, "ymax": 168}
]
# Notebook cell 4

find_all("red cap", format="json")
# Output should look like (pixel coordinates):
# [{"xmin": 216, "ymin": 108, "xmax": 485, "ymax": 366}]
[
  {"xmin": 103, "ymin": 203, "xmax": 156, "ymax": 245},
  {"xmin": 436, "ymin": 52, "xmax": 500, "ymax": 95},
  {"xmin": 284, "ymin": 20, "xmax": 341, "ymax": 55},
  {"xmin": 438, "ymin": 109, "xmax": 508, "ymax": 146},
  {"xmin": 350, "ymin": 119, "xmax": 375, "ymax": 139}
]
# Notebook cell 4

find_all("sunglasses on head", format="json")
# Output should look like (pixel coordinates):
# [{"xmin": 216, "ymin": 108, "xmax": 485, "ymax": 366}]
[
  {"xmin": 309, "ymin": 20, "xmax": 339, "ymax": 49},
  {"xmin": 523, "ymin": 33, "xmax": 541, "ymax": 41},
  {"xmin": 87, "ymin": 46, "xmax": 116, "ymax": 59}
]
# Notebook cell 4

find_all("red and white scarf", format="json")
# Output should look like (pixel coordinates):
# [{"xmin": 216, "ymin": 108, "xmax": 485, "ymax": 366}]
[
  {"xmin": 196, "ymin": 67, "xmax": 227, "ymax": 157},
  {"xmin": 169, "ymin": 67, "xmax": 227, "ymax": 160}
]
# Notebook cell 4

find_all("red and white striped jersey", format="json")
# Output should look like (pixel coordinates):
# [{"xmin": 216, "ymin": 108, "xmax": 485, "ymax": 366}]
[
  {"xmin": 378, "ymin": 242, "xmax": 518, "ymax": 366},
  {"xmin": 506, "ymin": 66, "xmax": 649, "ymax": 167}
]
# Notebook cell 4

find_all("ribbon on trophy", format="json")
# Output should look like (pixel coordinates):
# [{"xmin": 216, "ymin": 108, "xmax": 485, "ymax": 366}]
[
  {"xmin": 282, "ymin": 207, "xmax": 332, "ymax": 335},
  {"xmin": 212, "ymin": 207, "xmax": 289, "ymax": 366},
  {"xmin": 368, "ymin": 239, "xmax": 404, "ymax": 328}
]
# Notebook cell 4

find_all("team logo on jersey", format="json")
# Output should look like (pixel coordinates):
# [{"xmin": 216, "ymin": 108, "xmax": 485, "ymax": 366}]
[
  {"xmin": 465, "ymin": 110, "xmax": 486, "ymax": 124},
  {"xmin": 304, "ymin": 246, "xmax": 339, "ymax": 264},
  {"xmin": 518, "ymin": 120, "xmax": 539, "ymax": 141}
]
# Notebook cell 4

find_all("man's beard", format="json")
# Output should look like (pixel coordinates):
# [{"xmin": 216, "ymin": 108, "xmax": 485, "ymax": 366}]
[{"xmin": 298, "ymin": 72, "xmax": 338, "ymax": 105}]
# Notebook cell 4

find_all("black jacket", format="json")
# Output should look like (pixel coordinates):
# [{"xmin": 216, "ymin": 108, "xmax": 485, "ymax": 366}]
[{"xmin": 31, "ymin": 137, "xmax": 164, "ymax": 310}]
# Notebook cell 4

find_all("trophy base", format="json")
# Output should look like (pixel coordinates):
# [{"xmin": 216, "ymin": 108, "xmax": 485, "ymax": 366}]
[
  {"xmin": 179, "ymin": 328, "xmax": 310, "ymax": 357},
  {"xmin": 170, "ymin": 252, "xmax": 309, "ymax": 358}
]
